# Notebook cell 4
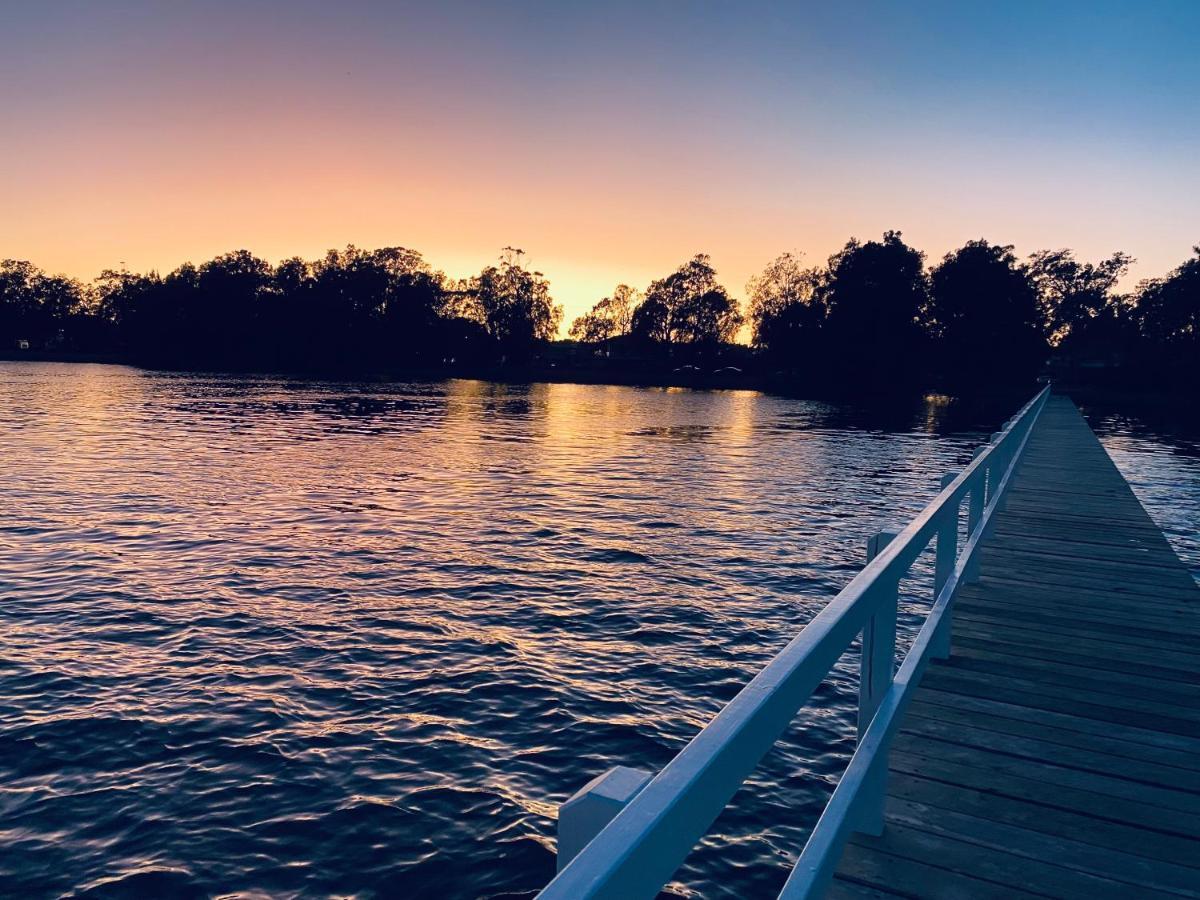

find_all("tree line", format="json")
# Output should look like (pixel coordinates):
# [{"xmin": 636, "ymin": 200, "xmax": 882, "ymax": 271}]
[
  {"xmin": 0, "ymin": 246, "xmax": 560, "ymax": 370},
  {"xmin": 570, "ymin": 234, "xmax": 1198, "ymax": 392},
  {"xmin": 2, "ymin": 234, "xmax": 1197, "ymax": 392}
]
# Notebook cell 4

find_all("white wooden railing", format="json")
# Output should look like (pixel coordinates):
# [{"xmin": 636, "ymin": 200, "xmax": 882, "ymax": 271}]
[{"xmin": 539, "ymin": 384, "xmax": 1052, "ymax": 900}]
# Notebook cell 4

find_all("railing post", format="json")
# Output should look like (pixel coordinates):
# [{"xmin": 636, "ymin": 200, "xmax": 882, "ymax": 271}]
[
  {"xmin": 556, "ymin": 766, "xmax": 652, "ymax": 872},
  {"xmin": 932, "ymin": 474, "xmax": 957, "ymax": 659},
  {"xmin": 965, "ymin": 449, "xmax": 985, "ymax": 582},
  {"xmin": 984, "ymin": 431, "xmax": 1003, "ymax": 505},
  {"xmin": 855, "ymin": 529, "xmax": 898, "ymax": 836},
  {"xmin": 995, "ymin": 433, "xmax": 1014, "ymax": 511}
]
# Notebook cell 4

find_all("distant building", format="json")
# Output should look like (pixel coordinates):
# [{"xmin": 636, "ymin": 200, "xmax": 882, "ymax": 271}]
[{"xmin": 16, "ymin": 339, "xmax": 30, "ymax": 350}]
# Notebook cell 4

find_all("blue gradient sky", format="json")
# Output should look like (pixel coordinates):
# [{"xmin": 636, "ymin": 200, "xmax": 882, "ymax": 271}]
[{"xmin": 2, "ymin": 1, "xmax": 1197, "ymax": 325}]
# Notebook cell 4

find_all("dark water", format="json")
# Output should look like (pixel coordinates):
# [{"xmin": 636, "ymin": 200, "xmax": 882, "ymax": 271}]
[
  {"xmin": 1081, "ymin": 403, "xmax": 1200, "ymax": 587},
  {"xmin": 1, "ymin": 364, "xmax": 1194, "ymax": 899}
]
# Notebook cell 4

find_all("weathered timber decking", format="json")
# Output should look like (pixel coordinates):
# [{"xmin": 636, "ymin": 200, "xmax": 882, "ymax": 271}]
[{"xmin": 831, "ymin": 394, "xmax": 1200, "ymax": 899}]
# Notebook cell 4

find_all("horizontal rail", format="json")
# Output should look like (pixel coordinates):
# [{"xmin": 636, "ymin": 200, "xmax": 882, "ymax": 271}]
[
  {"xmin": 778, "ymin": 387, "xmax": 1047, "ymax": 898},
  {"xmin": 539, "ymin": 384, "xmax": 1052, "ymax": 900}
]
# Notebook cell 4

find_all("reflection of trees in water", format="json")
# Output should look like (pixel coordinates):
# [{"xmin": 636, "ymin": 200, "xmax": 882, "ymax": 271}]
[
  {"xmin": 162, "ymin": 388, "xmax": 451, "ymax": 439},
  {"xmin": 1082, "ymin": 403, "xmax": 1200, "ymax": 458},
  {"xmin": 626, "ymin": 424, "xmax": 720, "ymax": 442},
  {"xmin": 769, "ymin": 391, "xmax": 1014, "ymax": 437}
]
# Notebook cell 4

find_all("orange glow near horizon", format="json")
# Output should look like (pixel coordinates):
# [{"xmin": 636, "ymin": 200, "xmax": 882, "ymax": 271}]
[{"xmin": 3, "ymin": 3, "xmax": 1198, "ymax": 333}]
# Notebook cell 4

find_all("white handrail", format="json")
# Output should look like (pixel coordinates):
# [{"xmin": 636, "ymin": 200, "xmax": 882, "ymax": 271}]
[
  {"xmin": 539, "ymin": 385, "xmax": 1053, "ymax": 900},
  {"xmin": 778, "ymin": 385, "xmax": 1048, "ymax": 898}
]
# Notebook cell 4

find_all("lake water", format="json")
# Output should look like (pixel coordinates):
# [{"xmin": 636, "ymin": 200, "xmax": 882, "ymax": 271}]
[{"xmin": 1, "ymin": 363, "xmax": 1195, "ymax": 899}]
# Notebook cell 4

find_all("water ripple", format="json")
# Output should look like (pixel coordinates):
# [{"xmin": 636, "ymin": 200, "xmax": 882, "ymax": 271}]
[{"xmin": 3, "ymin": 364, "xmax": 1191, "ymax": 897}]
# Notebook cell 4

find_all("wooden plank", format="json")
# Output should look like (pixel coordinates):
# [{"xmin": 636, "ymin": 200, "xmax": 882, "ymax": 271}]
[
  {"xmin": 955, "ymin": 600, "xmax": 1200, "ymax": 637},
  {"xmin": 990, "ymin": 531, "xmax": 1185, "ymax": 561},
  {"xmin": 885, "ymin": 771, "xmax": 1200, "ymax": 870},
  {"xmin": 922, "ymin": 647, "xmax": 1199, "ymax": 709},
  {"xmin": 993, "ymin": 515, "xmax": 1178, "ymax": 543},
  {"xmin": 882, "ymin": 796, "xmax": 1200, "ymax": 895},
  {"xmin": 888, "ymin": 748, "xmax": 1200, "ymax": 838},
  {"xmin": 945, "ymin": 619, "xmax": 1200, "ymax": 673},
  {"xmin": 920, "ymin": 666, "xmax": 1200, "ymax": 735},
  {"xmin": 986, "ymin": 528, "xmax": 1186, "ymax": 561},
  {"xmin": 953, "ymin": 608, "xmax": 1200, "ymax": 656},
  {"xmin": 977, "ymin": 552, "xmax": 1197, "ymax": 590},
  {"xmin": 833, "ymin": 394, "xmax": 1200, "ymax": 898},
  {"xmin": 946, "ymin": 633, "xmax": 1200, "ymax": 687},
  {"xmin": 844, "ymin": 823, "xmax": 1145, "ymax": 899},
  {"xmin": 906, "ymin": 695, "xmax": 1200, "ymax": 774},
  {"xmin": 913, "ymin": 685, "xmax": 1200, "ymax": 754},
  {"xmin": 826, "ymin": 879, "xmax": 906, "ymax": 899},
  {"xmin": 897, "ymin": 713, "xmax": 1200, "ymax": 792},
  {"xmin": 974, "ymin": 571, "xmax": 1200, "ymax": 607},
  {"xmin": 954, "ymin": 610, "xmax": 1199, "ymax": 648},
  {"xmin": 955, "ymin": 589, "xmax": 1200, "ymax": 634},
  {"xmin": 835, "ymin": 839, "xmax": 1046, "ymax": 899},
  {"xmin": 982, "ymin": 529, "xmax": 1191, "ymax": 561},
  {"xmin": 889, "ymin": 731, "xmax": 1200, "ymax": 815}
]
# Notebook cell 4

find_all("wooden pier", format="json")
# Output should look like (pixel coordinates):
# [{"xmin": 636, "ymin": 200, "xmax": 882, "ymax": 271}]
[{"xmin": 831, "ymin": 395, "xmax": 1200, "ymax": 898}]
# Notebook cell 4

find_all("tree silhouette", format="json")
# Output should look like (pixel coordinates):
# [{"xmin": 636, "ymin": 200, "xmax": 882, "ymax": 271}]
[
  {"xmin": 569, "ymin": 284, "xmax": 640, "ymax": 343},
  {"xmin": 747, "ymin": 252, "xmax": 825, "ymax": 370},
  {"xmin": 466, "ymin": 249, "xmax": 562, "ymax": 357},
  {"xmin": 87, "ymin": 245, "xmax": 506, "ymax": 369},
  {"xmin": 1028, "ymin": 249, "xmax": 1133, "ymax": 346},
  {"xmin": 819, "ymin": 232, "xmax": 928, "ymax": 388},
  {"xmin": 926, "ymin": 240, "xmax": 1047, "ymax": 387},
  {"xmin": 298, "ymin": 246, "xmax": 450, "ymax": 365},
  {"xmin": 1, "ymin": 259, "xmax": 86, "ymax": 347},
  {"xmin": 93, "ymin": 268, "xmax": 159, "ymax": 349},
  {"xmin": 1132, "ymin": 247, "xmax": 1200, "ymax": 383},
  {"xmin": 629, "ymin": 255, "xmax": 741, "ymax": 349},
  {"xmin": 196, "ymin": 250, "xmax": 273, "ymax": 363}
]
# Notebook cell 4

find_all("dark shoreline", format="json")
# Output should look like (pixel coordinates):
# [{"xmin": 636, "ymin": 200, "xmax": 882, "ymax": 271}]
[
  {"xmin": 3, "ymin": 349, "xmax": 1191, "ymax": 419},
  {"xmin": 0, "ymin": 348, "xmax": 990, "ymax": 403}
]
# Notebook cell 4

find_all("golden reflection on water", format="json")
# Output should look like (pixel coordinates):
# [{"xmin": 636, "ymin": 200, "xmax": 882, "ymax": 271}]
[
  {"xmin": 919, "ymin": 393, "xmax": 957, "ymax": 435},
  {"xmin": 0, "ymin": 362, "xmax": 1019, "ymax": 898}
]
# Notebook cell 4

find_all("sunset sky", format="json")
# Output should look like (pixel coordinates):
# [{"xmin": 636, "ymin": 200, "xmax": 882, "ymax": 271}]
[{"xmin": 3, "ymin": 1, "xmax": 1198, "ymax": 330}]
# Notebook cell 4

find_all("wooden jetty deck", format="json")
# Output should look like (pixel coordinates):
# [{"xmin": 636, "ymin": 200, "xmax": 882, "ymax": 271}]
[{"xmin": 831, "ymin": 395, "xmax": 1200, "ymax": 898}]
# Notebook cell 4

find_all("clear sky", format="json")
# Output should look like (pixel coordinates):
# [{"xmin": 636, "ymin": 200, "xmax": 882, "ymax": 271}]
[{"xmin": 2, "ymin": 1, "xmax": 1197, "ymax": 329}]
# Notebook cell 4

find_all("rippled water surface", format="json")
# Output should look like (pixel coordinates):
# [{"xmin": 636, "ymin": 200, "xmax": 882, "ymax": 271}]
[{"xmin": 1, "ymin": 364, "xmax": 1195, "ymax": 899}]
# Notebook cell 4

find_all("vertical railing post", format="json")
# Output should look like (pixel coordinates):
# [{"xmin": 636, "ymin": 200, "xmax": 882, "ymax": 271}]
[
  {"xmin": 556, "ymin": 766, "xmax": 652, "ymax": 872},
  {"xmin": 967, "ymin": 448, "xmax": 985, "ymax": 533},
  {"xmin": 995, "ymin": 431, "xmax": 1014, "ymax": 511},
  {"xmin": 855, "ymin": 529, "xmax": 898, "ymax": 836},
  {"xmin": 965, "ymin": 449, "xmax": 985, "ymax": 582},
  {"xmin": 984, "ymin": 431, "xmax": 1003, "ymax": 505},
  {"xmin": 932, "ymin": 474, "xmax": 957, "ymax": 659}
]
